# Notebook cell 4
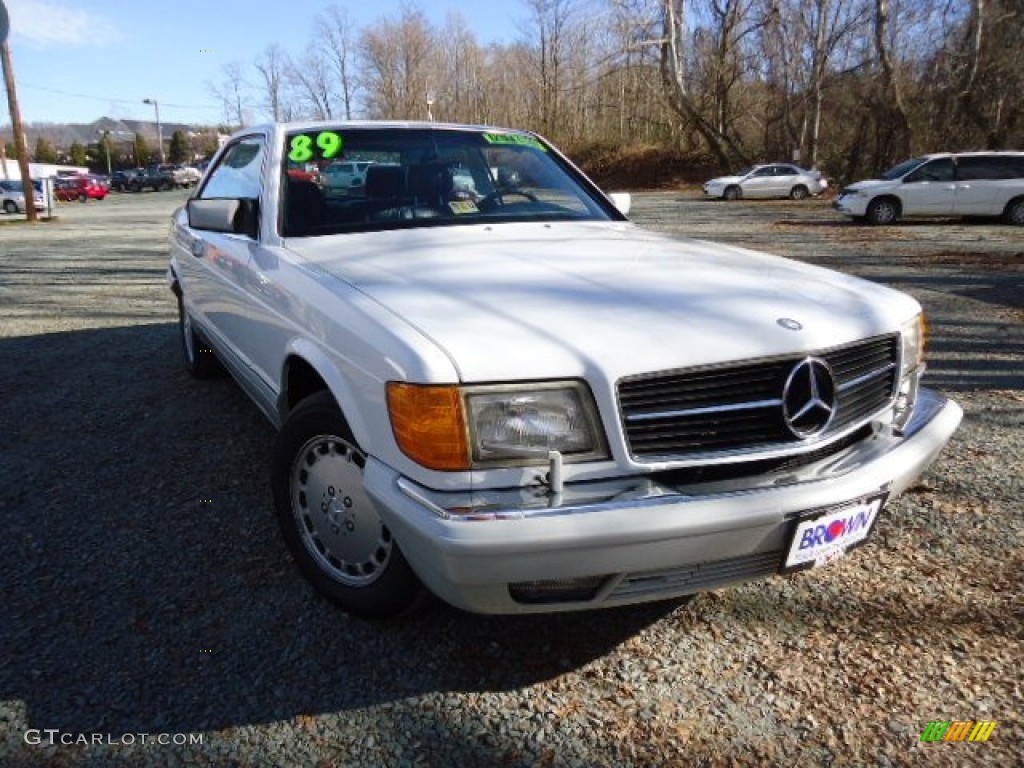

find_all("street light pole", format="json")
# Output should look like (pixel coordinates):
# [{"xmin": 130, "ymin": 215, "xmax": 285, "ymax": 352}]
[{"xmin": 143, "ymin": 97, "xmax": 164, "ymax": 163}]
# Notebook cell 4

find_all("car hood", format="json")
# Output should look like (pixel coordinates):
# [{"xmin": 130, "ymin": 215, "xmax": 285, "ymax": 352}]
[
  {"xmin": 844, "ymin": 179, "xmax": 897, "ymax": 193},
  {"xmin": 291, "ymin": 221, "xmax": 917, "ymax": 383},
  {"xmin": 705, "ymin": 175, "xmax": 743, "ymax": 186}
]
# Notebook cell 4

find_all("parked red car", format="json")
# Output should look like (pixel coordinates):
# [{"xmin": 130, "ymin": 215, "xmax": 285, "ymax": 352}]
[{"xmin": 54, "ymin": 175, "xmax": 109, "ymax": 202}]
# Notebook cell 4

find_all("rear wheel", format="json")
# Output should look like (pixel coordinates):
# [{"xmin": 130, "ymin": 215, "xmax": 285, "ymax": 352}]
[
  {"xmin": 866, "ymin": 197, "xmax": 900, "ymax": 225},
  {"xmin": 3, "ymin": 200, "xmax": 16, "ymax": 214},
  {"xmin": 78, "ymin": 193, "xmax": 88, "ymax": 203},
  {"xmin": 789, "ymin": 185, "xmax": 809, "ymax": 200},
  {"xmin": 1004, "ymin": 197, "xmax": 1024, "ymax": 226},
  {"xmin": 723, "ymin": 185, "xmax": 741, "ymax": 201},
  {"xmin": 272, "ymin": 391, "xmax": 423, "ymax": 618}
]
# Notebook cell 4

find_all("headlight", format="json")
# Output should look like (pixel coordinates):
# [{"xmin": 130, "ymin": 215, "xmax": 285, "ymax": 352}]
[
  {"xmin": 900, "ymin": 313, "xmax": 927, "ymax": 376},
  {"xmin": 387, "ymin": 381, "xmax": 607, "ymax": 470},
  {"xmin": 465, "ymin": 383, "xmax": 605, "ymax": 464}
]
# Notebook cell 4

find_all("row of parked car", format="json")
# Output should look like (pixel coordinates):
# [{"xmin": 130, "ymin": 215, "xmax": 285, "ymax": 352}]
[
  {"xmin": 703, "ymin": 151, "xmax": 1024, "ymax": 225},
  {"xmin": 110, "ymin": 165, "xmax": 203, "ymax": 192}
]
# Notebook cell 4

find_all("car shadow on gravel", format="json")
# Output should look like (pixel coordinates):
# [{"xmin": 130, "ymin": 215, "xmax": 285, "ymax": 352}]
[{"xmin": 0, "ymin": 323, "xmax": 678, "ymax": 738}]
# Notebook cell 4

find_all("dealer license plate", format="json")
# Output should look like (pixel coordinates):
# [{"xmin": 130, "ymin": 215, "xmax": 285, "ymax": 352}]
[{"xmin": 783, "ymin": 495, "xmax": 886, "ymax": 570}]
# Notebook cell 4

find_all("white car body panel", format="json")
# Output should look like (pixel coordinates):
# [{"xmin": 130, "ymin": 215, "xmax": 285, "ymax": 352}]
[{"xmin": 293, "ymin": 221, "xmax": 917, "ymax": 384}]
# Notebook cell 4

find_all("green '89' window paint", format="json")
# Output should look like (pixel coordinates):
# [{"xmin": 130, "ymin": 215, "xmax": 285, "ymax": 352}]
[{"xmin": 288, "ymin": 131, "xmax": 344, "ymax": 163}]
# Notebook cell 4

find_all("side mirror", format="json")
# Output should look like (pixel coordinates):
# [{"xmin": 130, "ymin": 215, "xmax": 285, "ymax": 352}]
[
  {"xmin": 608, "ymin": 192, "xmax": 631, "ymax": 216},
  {"xmin": 187, "ymin": 198, "xmax": 259, "ymax": 239}
]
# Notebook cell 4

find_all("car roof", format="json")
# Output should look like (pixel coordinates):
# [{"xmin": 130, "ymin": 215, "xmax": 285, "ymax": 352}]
[
  {"xmin": 919, "ymin": 150, "xmax": 1024, "ymax": 160},
  {"xmin": 240, "ymin": 120, "xmax": 543, "ymax": 141}
]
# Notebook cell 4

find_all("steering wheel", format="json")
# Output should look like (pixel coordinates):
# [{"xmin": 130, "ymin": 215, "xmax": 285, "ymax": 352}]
[{"xmin": 477, "ymin": 189, "xmax": 538, "ymax": 211}]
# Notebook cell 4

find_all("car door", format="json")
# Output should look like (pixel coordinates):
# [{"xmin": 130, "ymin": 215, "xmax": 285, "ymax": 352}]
[
  {"xmin": 899, "ymin": 158, "xmax": 955, "ymax": 215},
  {"xmin": 771, "ymin": 165, "xmax": 799, "ymax": 197},
  {"xmin": 740, "ymin": 167, "xmax": 775, "ymax": 198},
  {"xmin": 952, "ymin": 155, "xmax": 1003, "ymax": 215},
  {"xmin": 176, "ymin": 134, "xmax": 274, "ymax": 392}
]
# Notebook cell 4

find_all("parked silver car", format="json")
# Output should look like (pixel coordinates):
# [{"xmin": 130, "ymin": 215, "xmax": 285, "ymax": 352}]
[
  {"xmin": 0, "ymin": 179, "xmax": 45, "ymax": 214},
  {"xmin": 321, "ymin": 160, "xmax": 374, "ymax": 195},
  {"xmin": 704, "ymin": 164, "xmax": 828, "ymax": 201}
]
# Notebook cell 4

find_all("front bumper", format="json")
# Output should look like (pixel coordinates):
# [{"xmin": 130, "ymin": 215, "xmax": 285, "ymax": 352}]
[
  {"xmin": 365, "ymin": 389, "xmax": 961, "ymax": 614},
  {"xmin": 834, "ymin": 195, "xmax": 868, "ymax": 216}
]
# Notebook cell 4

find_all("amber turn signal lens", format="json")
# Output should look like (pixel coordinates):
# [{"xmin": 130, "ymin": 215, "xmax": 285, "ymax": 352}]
[{"xmin": 386, "ymin": 383, "xmax": 470, "ymax": 470}]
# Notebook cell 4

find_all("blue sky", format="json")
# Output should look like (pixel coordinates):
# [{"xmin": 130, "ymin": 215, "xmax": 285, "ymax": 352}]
[{"xmin": 1, "ymin": 0, "xmax": 523, "ymax": 127}]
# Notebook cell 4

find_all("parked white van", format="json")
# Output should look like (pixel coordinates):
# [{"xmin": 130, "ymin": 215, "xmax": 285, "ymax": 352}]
[{"xmin": 834, "ymin": 151, "xmax": 1024, "ymax": 225}]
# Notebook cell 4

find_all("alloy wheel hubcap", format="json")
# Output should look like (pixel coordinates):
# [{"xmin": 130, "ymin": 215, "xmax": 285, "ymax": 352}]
[{"xmin": 291, "ymin": 435, "xmax": 392, "ymax": 586}]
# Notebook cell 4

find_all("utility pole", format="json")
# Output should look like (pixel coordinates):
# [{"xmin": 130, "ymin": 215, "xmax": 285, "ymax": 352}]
[{"xmin": 1, "ymin": 0, "xmax": 37, "ymax": 221}]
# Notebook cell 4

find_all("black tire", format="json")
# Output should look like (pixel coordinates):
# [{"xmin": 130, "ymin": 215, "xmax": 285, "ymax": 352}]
[
  {"xmin": 3, "ymin": 200, "xmax": 16, "ymax": 214},
  {"xmin": 129, "ymin": 182, "xmax": 140, "ymax": 193},
  {"xmin": 1004, "ymin": 197, "xmax": 1024, "ymax": 226},
  {"xmin": 272, "ymin": 391, "xmax": 423, "ymax": 618},
  {"xmin": 789, "ymin": 185, "xmax": 809, "ymax": 200},
  {"xmin": 78, "ymin": 193, "xmax": 88, "ymax": 203},
  {"xmin": 176, "ymin": 294, "xmax": 220, "ymax": 378},
  {"xmin": 723, "ymin": 185, "xmax": 741, "ymax": 201},
  {"xmin": 866, "ymin": 197, "xmax": 900, "ymax": 225}
]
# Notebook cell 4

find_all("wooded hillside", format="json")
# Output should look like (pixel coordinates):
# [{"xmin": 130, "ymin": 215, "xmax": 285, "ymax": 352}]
[{"xmin": 207, "ymin": 0, "xmax": 1020, "ymax": 184}]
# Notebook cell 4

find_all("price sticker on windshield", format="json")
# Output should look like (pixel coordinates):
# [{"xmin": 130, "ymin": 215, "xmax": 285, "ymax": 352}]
[
  {"xmin": 288, "ymin": 131, "xmax": 344, "ymax": 163},
  {"xmin": 482, "ymin": 133, "xmax": 547, "ymax": 152}
]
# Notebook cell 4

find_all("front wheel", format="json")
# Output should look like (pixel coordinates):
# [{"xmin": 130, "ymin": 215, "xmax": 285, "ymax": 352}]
[
  {"xmin": 1004, "ymin": 198, "xmax": 1024, "ymax": 226},
  {"xmin": 3, "ymin": 200, "xmax": 16, "ymax": 214},
  {"xmin": 78, "ymin": 193, "xmax": 88, "ymax": 203},
  {"xmin": 866, "ymin": 197, "xmax": 899, "ymax": 225},
  {"xmin": 723, "ymin": 185, "xmax": 741, "ymax": 201},
  {"xmin": 272, "ymin": 392, "xmax": 423, "ymax": 618}
]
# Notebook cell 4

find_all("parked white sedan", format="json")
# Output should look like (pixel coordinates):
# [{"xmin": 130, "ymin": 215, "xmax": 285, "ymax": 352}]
[
  {"xmin": 704, "ymin": 163, "xmax": 828, "ymax": 200},
  {"xmin": 168, "ymin": 122, "xmax": 959, "ymax": 617}
]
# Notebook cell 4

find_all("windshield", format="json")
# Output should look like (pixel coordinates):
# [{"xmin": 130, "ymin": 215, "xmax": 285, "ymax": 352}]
[
  {"xmin": 880, "ymin": 156, "xmax": 928, "ymax": 180},
  {"xmin": 281, "ymin": 126, "xmax": 618, "ymax": 236}
]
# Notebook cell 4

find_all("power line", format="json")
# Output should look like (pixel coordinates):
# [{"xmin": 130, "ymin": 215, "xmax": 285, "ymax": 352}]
[{"xmin": 21, "ymin": 82, "xmax": 220, "ymax": 111}]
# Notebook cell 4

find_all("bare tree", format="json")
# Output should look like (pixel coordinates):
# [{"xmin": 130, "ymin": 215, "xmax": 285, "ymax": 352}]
[
  {"xmin": 289, "ymin": 43, "xmax": 334, "ymax": 120},
  {"xmin": 871, "ymin": 0, "xmax": 910, "ymax": 161},
  {"xmin": 358, "ymin": 6, "xmax": 436, "ymax": 120},
  {"xmin": 660, "ymin": 0, "xmax": 751, "ymax": 165},
  {"xmin": 254, "ymin": 45, "xmax": 294, "ymax": 121},
  {"xmin": 207, "ymin": 61, "xmax": 248, "ymax": 128},
  {"xmin": 317, "ymin": 5, "xmax": 359, "ymax": 119}
]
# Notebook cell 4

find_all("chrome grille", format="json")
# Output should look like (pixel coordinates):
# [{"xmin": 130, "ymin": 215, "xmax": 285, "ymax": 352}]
[{"xmin": 618, "ymin": 334, "xmax": 899, "ymax": 460}]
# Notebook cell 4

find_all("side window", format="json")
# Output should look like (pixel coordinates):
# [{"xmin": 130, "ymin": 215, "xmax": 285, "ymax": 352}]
[
  {"xmin": 956, "ymin": 156, "xmax": 1002, "ymax": 181},
  {"xmin": 200, "ymin": 137, "xmax": 265, "ymax": 200},
  {"xmin": 1005, "ymin": 156, "xmax": 1024, "ymax": 178},
  {"xmin": 906, "ymin": 159, "xmax": 953, "ymax": 183},
  {"xmin": 751, "ymin": 167, "xmax": 772, "ymax": 177}
]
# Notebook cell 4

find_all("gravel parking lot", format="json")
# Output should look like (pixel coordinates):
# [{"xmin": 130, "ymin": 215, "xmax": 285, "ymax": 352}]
[{"xmin": 1, "ymin": 190, "xmax": 1020, "ymax": 766}]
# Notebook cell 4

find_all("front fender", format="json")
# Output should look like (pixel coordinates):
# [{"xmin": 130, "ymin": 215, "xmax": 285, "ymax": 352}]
[{"xmin": 278, "ymin": 337, "xmax": 375, "ymax": 451}]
